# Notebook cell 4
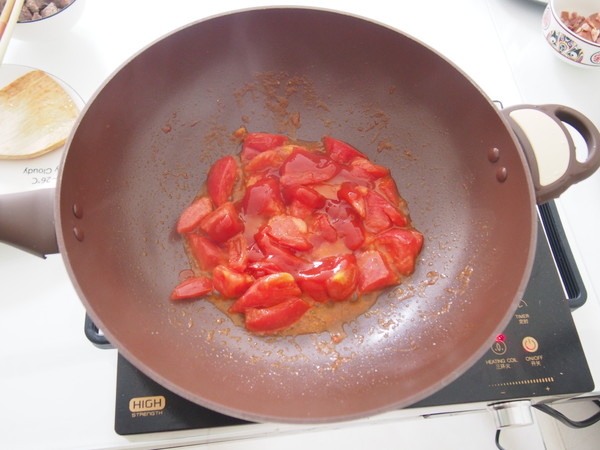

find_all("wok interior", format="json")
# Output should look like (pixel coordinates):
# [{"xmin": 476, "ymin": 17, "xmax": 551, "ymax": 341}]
[{"xmin": 57, "ymin": 9, "xmax": 536, "ymax": 422}]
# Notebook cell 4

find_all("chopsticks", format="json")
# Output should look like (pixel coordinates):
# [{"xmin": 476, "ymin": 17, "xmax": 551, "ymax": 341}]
[{"xmin": 0, "ymin": 0, "xmax": 26, "ymax": 64}]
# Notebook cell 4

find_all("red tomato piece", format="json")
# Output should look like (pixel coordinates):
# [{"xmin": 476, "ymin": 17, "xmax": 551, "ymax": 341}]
[
  {"xmin": 207, "ymin": 156, "xmax": 238, "ymax": 206},
  {"xmin": 325, "ymin": 200, "xmax": 365, "ymax": 250},
  {"xmin": 253, "ymin": 227, "xmax": 308, "ymax": 275},
  {"xmin": 176, "ymin": 196, "xmax": 213, "ymax": 233},
  {"xmin": 375, "ymin": 228, "xmax": 424, "ymax": 276},
  {"xmin": 199, "ymin": 201, "xmax": 244, "ymax": 243},
  {"xmin": 356, "ymin": 250, "xmax": 398, "ymax": 294},
  {"xmin": 229, "ymin": 272, "xmax": 302, "ymax": 314},
  {"xmin": 322, "ymin": 136, "xmax": 367, "ymax": 164},
  {"xmin": 310, "ymin": 212, "xmax": 337, "ymax": 243},
  {"xmin": 244, "ymin": 148, "xmax": 288, "ymax": 174},
  {"xmin": 187, "ymin": 234, "xmax": 226, "ymax": 271},
  {"xmin": 244, "ymin": 297, "xmax": 311, "ymax": 333},
  {"xmin": 243, "ymin": 132, "xmax": 289, "ymax": 152},
  {"xmin": 347, "ymin": 156, "xmax": 390, "ymax": 181},
  {"xmin": 212, "ymin": 265, "xmax": 254, "ymax": 298},
  {"xmin": 376, "ymin": 176, "xmax": 401, "ymax": 207},
  {"xmin": 264, "ymin": 214, "xmax": 312, "ymax": 251},
  {"xmin": 297, "ymin": 254, "xmax": 359, "ymax": 302},
  {"xmin": 279, "ymin": 148, "xmax": 340, "ymax": 187},
  {"xmin": 288, "ymin": 200, "xmax": 313, "ymax": 219},
  {"xmin": 337, "ymin": 182, "xmax": 367, "ymax": 218},
  {"xmin": 364, "ymin": 190, "xmax": 408, "ymax": 233},
  {"xmin": 226, "ymin": 233, "xmax": 248, "ymax": 272},
  {"xmin": 170, "ymin": 276, "xmax": 213, "ymax": 300},
  {"xmin": 241, "ymin": 176, "xmax": 286, "ymax": 216},
  {"xmin": 283, "ymin": 184, "xmax": 326, "ymax": 209}
]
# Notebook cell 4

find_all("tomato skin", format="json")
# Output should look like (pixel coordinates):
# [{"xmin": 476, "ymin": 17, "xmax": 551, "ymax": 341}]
[
  {"xmin": 212, "ymin": 265, "xmax": 254, "ymax": 298},
  {"xmin": 171, "ymin": 276, "xmax": 213, "ymax": 300},
  {"xmin": 199, "ymin": 201, "xmax": 245, "ymax": 243},
  {"xmin": 297, "ymin": 254, "xmax": 358, "ymax": 302},
  {"xmin": 241, "ymin": 176, "xmax": 286, "ymax": 216},
  {"xmin": 279, "ymin": 148, "xmax": 340, "ymax": 187},
  {"xmin": 322, "ymin": 136, "xmax": 366, "ymax": 164},
  {"xmin": 356, "ymin": 250, "xmax": 398, "ymax": 294},
  {"xmin": 245, "ymin": 297, "xmax": 311, "ymax": 333},
  {"xmin": 187, "ymin": 234, "xmax": 226, "ymax": 271},
  {"xmin": 226, "ymin": 233, "xmax": 249, "ymax": 272},
  {"xmin": 176, "ymin": 196, "xmax": 213, "ymax": 233},
  {"xmin": 375, "ymin": 228, "xmax": 424, "ymax": 275},
  {"xmin": 229, "ymin": 272, "xmax": 302, "ymax": 313},
  {"xmin": 207, "ymin": 156, "xmax": 238, "ymax": 206}
]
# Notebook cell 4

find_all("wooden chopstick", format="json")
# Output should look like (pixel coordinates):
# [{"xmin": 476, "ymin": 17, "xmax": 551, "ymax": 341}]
[{"xmin": 0, "ymin": 0, "xmax": 26, "ymax": 64}]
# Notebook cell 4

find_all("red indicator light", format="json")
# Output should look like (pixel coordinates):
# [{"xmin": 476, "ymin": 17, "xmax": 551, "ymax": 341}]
[{"xmin": 495, "ymin": 334, "xmax": 505, "ymax": 342}]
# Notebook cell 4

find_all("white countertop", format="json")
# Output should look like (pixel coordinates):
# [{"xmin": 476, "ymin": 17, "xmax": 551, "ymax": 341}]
[{"xmin": 1, "ymin": 1, "xmax": 599, "ymax": 449}]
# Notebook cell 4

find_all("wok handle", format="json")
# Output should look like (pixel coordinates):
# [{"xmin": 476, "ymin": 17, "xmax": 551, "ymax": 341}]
[
  {"xmin": 0, "ymin": 188, "xmax": 59, "ymax": 258},
  {"xmin": 502, "ymin": 104, "xmax": 600, "ymax": 204}
]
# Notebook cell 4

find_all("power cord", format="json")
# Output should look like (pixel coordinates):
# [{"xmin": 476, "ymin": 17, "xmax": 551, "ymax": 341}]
[
  {"xmin": 494, "ymin": 400, "xmax": 600, "ymax": 449},
  {"xmin": 533, "ymin": 400, "xmax": 600, "ymax": 429}
]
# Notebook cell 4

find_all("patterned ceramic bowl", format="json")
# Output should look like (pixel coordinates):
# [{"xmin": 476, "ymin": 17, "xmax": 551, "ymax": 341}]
[{"xmin": 542, "ymin": 0, "xmax": 600, "ymax": 68}]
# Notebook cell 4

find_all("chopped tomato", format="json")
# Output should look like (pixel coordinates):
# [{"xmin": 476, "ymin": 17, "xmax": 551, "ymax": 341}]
[
  {"xmin": 363, "ymin": 189, "xmax": 408, "ymax": 233},
  {"xmin": 187, "ymin": 234, "xmax": 226, "ymax": 271},
  {"xmin": 253, "ymin": 227, "xmax": 308, "ymax": 275},
  {"xmin": 297, "ymin": 254, "xmax": 358, "ymax": 302},
  {"xmin": 170, "ymin": 276, "xmax": 213, "ymax": 300},
  {"xmin": 244, "ymin": 148, "xmax": 288, "ymax": 174},
  {"xmin": 174, "ymin": 131, "xmax": 423, "ymax": 334},
  {"xmin": 241, "ymin": 132, "xmax": 289, "ymax": 162},
  {"xmin": 310, "ymin": 213, "xmax": 337, "ymax": 243},
  {"xmin": 279, "ymin": 148, "xmax": 340, "ymax": 186},
  {"xmin": 376, "ymin": 176, "xmax": 401, "ymax": 207},
  {"xmin": 322, "ymin": 136, "xmax": 366, "ymax": 164},
  {"xmin": 325, "ymin": 200, "xmax": 365, "ymax": 250},
  {"xmin": 264, "ymin": 214, "xmax": 312, "ymax": 251},
  {"xmin": 229, "ymin": 272, "xmax": 301, "ymax": 313},
  {"xmin": 244, "ymin": 132, "xmax": 289, "ymax": 152},
  {"xmin": 356, "ymin": 250, "xmax": 398, "ymax": 294},
  {"xmin": 245, "ymin": 297, "xmax": 311, "ymax": 333},
  {"xmin": 212, "ymin": 265, "xmax": 254, "ymax": 298},
  {"xmin": 226, "ymin": 234, "xmax": 248, "ymax": 272},
  {"xmin": 199, "ymin": 201, "xmax": 244, "ymax": 243},
  {"xmin": 282, "ymin": 185, "xmax": 326, "ymax": 210},
  {"xmin": 337, "ymin": 182, "xmax": 367, "ymax": 218},
  {"xmin": 207, "ymin": 156, "xmax": 238, "ymax": 206},
  {"xmin": 375, "ymin": 228, "xmax": 424, "ymax": 275},
  {"xmin": 176, "ymin": 196, "xmax": 213, "ymax": 233},
  {"xmin": 347, "ymin": 156, "xmax": 390, "ymax": 181},
  {"xmin": 241, "ymin": 176, "xmax": 286, "ymax": 216}
]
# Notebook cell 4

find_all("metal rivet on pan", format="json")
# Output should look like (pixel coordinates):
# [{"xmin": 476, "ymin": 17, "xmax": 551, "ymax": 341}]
[
  {"xmin": 488, "ymin": 147, "xmax": 501, "ymax": 163},
  {"xmin": 496, "ymin": 166, "xmax": 508, "ymax": 182},
  {"xmin": 72, "ymin": 203, "xmax": 83, "ymax": 219},
  {"xmin": 73, "ymin": 227, "xmax": 84, "ymax": 242}
]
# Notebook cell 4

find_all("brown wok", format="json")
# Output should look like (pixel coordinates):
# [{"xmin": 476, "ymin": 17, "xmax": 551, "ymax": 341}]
[{"xmin": 2, "ymin": 8, "xmax": 599, "ymax": 423}]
